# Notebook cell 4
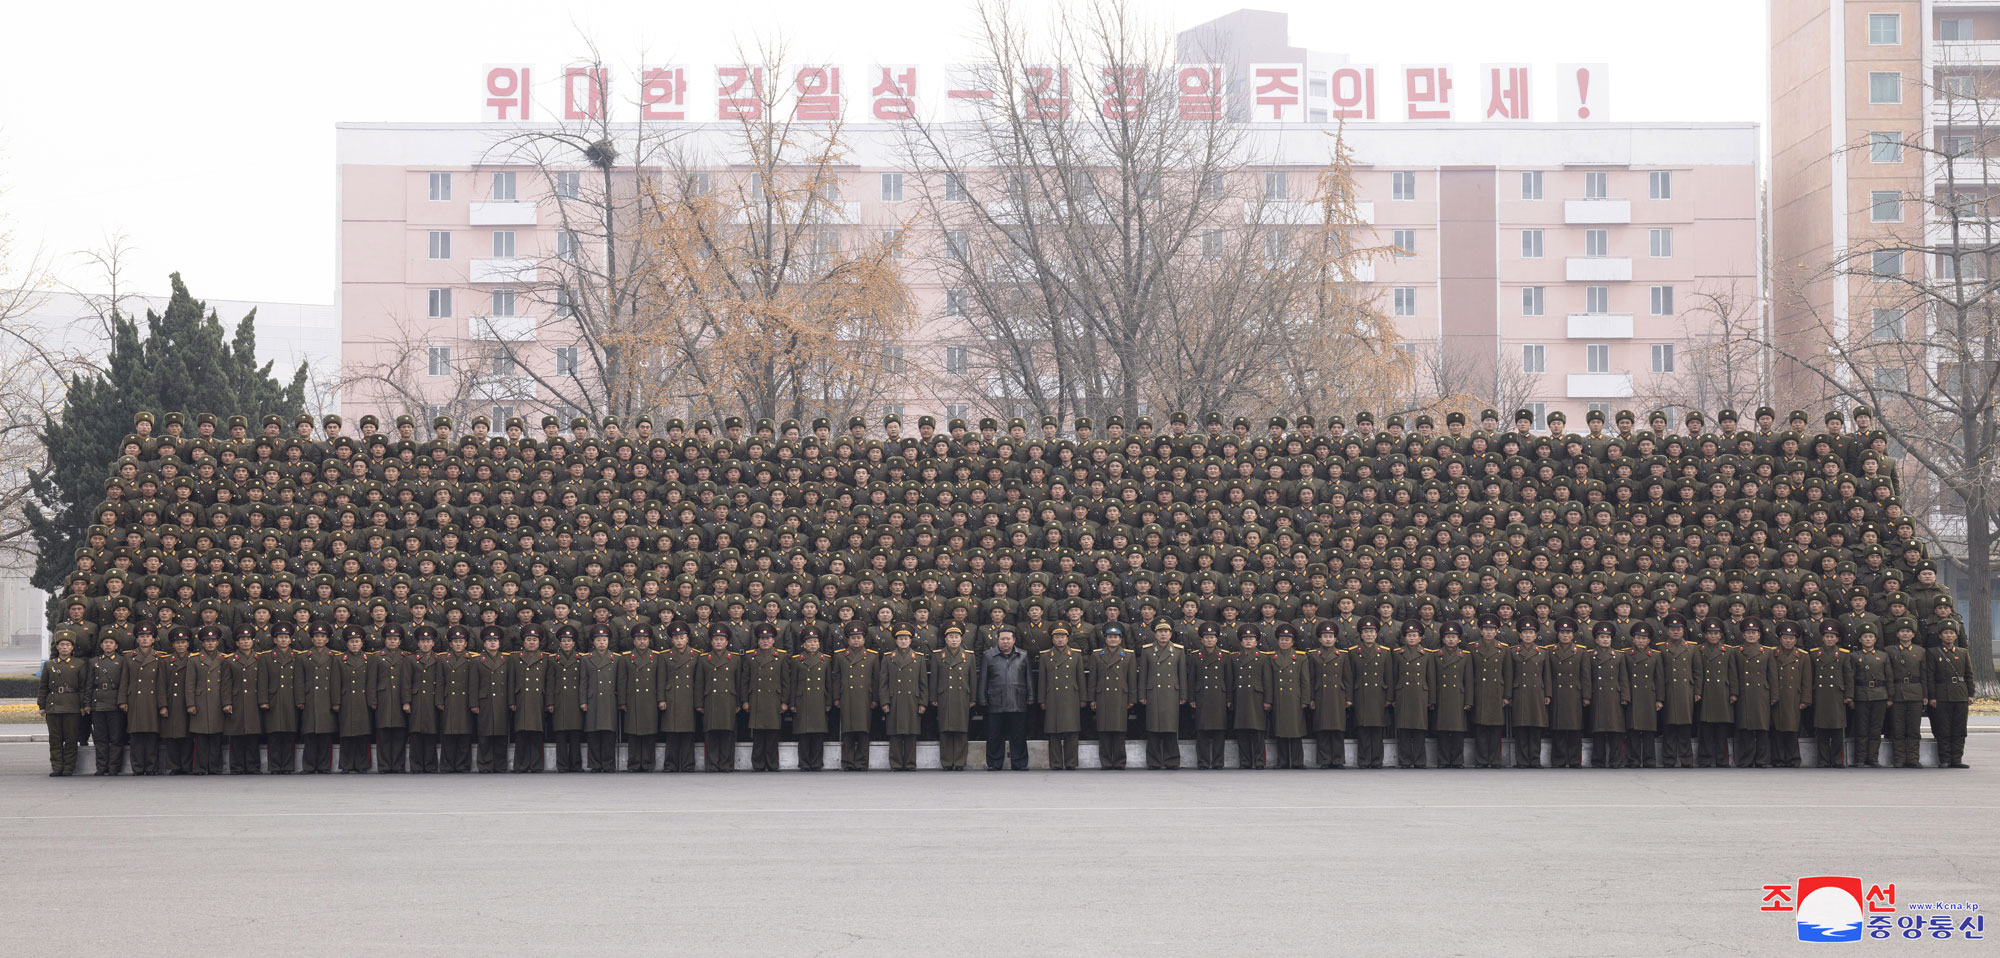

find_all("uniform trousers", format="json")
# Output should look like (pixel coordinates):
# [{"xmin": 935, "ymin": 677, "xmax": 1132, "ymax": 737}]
[
  {"xmin": 45, "ymin": 714, "xmax": 82, "ymax": 774},
  {"xmin": 705, "ymin": 730, "xmax": 737, "ymax": 771},
  {"xmin": 1590, "ymin": 732, "xmax": 1621, "ymax": 767},
  {"xmin": 1144, "ymin": 730, "xmax": 1180, "ymax": 769},
  {"xmin": 661, "ymin": 732, "xmax": 696, "ymax": 772},
  {"xmin": 127, "ymin": 732, "xmax": 160, "ymax": 775},
  {"xmin": 1237, "ymin": 728, "xmax": 1267, "ymax": 769},
  {"xmin": 476, "ymin": 735, "xmax": 508, "ymax": 772},
  {"xmin": 376, "ymin": 727, "xmax": 408, "ymax": 772},
  {"xmin": 584, "ymin": 730, "xmax": 617, "ymax": 771},
  {"xmin": 193, "ymin": 733, "xmax": 226, "ymax": 774},
  {"xmin": 91, "ymin": 711, "xmax": 126, "ymax": 774},
  {"xmin": 1434, "ymin": 731, "xmax": 1465, "ymax": 768},
  {"xmin": 300, "ymin": 732, "xmax": 335, "ymax": 772},
  {"xmin": 1732, "ymin": 728, "xmax": 1769, "ymax": 767},
  {"xmin": 1394, "ymin": 728, "xmax": 1425, "ymax": 768},
  {"xmin": 1271, "ymin": 735, "xmax": 1306, "ymax": 769},
  {"xmin": 439, "ymin": 733, "xmax": 473, "ymax": 772},
  {"xmin": 1661, "ymin": 724, "xmax": 1694, "ymax": 767},
  {"xmin": 1813, "ymin": 725, "xmax": 1846, "ymax": 766},
  {"xmin": 1096, "ymin": 732, "xmax": 1128, "ymax": 769},
  {"xmin": 624, "ymin": 732, "xmax": 656, "ymax": 771},
  {"xmin": 1625, "ymin": 729, "xmax": 1658, "ymax": 767},
  {"xmin": 1355, "ymin": 725, "xmax": 1387, "ymax": 767},
  {"xmin": 228, "ymin": 734, "xmax": 262, "ymax": 774},
  {"xmin": 934, "ymin": 732, "xmax": 965, "ymax": 770},
  {"xmin": 1189, "ymin": 730, "xmax": 1222, "ymax": 768},
  {"xmin": 889, "ymin": 733, "xmax": 921, "ymax": 770},
  {"xmin": 339, "ymin": 736, "xmax": 373, "ymax": 773},
  {"xmin": 1314, "ymin": 730, "xmax": 1346, "ymax": 768},
  {"xmin": 1934, "ymin": 702, "xmax": 1969, "ymax": 765},
  {"xmin": 988, "ymin": 712, "xmax": 1029, "ymax": 769},
  {"xmin": 795, "ymin": 733, "xmax": 827, "ymax": 770},
  {"xmin": 1511, "ymin": 725, "xmax": 1544, "ymax": 768},
  {"xmin": 552, "ymin": 730, "xmax": 583, "ymax": 772},
  {"xmin": 842, "ymin": 731, "xmax": 874, "ymax": 770},
  {"xmin": 1549, "ymin": 729, "xmax": 1582, "ymax": 768},
  {"xmin": 511, "ymin": 731, "xmax": 544, "ymax": 771},
  {"xmin": 750, "ymin": 729, "xmax": 781, "ymax": 771},
  {"xmin": 1889, "ymin": 701, "xmax": 1924, "ymax": 766},
  {"xmin": 1045, "ymin": 732, "xmax": 1077, "ymax": 770},
  {"xmin": 1769, "ymin": 731, "xmax": 1802, "ymax": 767},
  {"xmin": 1695, "ymin": 722, "xmax": 1732, "ymax": 767},
  {"xmin": 1473, "ymin": 725, "xmax": 1505, "ymax": 767},
  {"xmin": 1851, "ymin": 700, "xmax": 1888, "ymax": 765},
  {"xmin": 405, "ymin": 732, "xmax": 438, "ymax": 773},
  {"xmin": 161, "ymin": 734, "xmax": 192, "ymax": 774}
]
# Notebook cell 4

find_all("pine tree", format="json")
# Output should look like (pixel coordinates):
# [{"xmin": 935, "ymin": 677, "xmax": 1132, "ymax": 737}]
[{"xmin": 24, "ymin": 273, "xmax": 307, "ymax": 618}]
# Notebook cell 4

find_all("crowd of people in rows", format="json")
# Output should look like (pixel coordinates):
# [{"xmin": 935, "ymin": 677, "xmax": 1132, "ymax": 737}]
[{"xmin": 36, "ymin": 403, "xmax": 1979, "ymax": 775}]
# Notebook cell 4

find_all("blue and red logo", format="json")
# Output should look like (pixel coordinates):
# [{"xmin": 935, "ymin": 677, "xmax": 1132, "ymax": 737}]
[{"xmin": 1794, "ymin": 876, "xmax": 1865, "ymax": 942}]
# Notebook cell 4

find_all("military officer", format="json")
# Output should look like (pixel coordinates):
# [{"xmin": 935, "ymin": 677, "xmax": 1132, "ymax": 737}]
[
  {"xmin": 1349, "ymin": 620, "xmax": 1394, "ymax": 769},
  {"xmin": 832, "ymin": 626, "xmax": 878, "ymax": 771},
  {"xmin": 262, "ymin": 627, "xmax": 304, "ymax": 773},
  {"xmin": 1927, "ymin": 623, "xmax": 1973, "ymax": 768},
  {"xmin": 1585, "ymin": 624, "xmax": 1628, "ymax": 768},
  {"xmin": 697, "ymin": 626, "xmax": 743, "ymax": 771},
  {"xmin": 1430, "ymin": 624, "xmax": 1472, "ymax": 769},
  {"xmin": 1138, "ymin": 621, "xmax": 1187, "ymax": 769},
  {"xmin": 1809, "ymin": 625, "xmax": 1853, "ymax": 767},
  {"xmin": 38, "ymin": 637, "xmax": 87, "ymax": 776},
  {"xmin": 743, "ymin": 626, "xmax": 791, "ymax": 772},
  {"xmin": 1623, "ymin": 624, "xmax": 1662, "ymax": 768},
  {"xmin": 1508, "ymin": 622, "xmax": 1550, "ymax": 769},
  {"xmin": 87, "ymin": 634, "xmax": 130, "ymax": 774},
  {"xmin": 1039, "ymin": 627, "xmax": 1086, "ymax": 770},
  {"xmin": 1732, "ymin": 621, "xmax": 1777, "ymax": 768},
  {"xmin": 790, "ymin": 627, "xmax": 835, "ymax": 771},
  {"xmin": 1886, "ymin": 623, "xmax": 1930, "ymax": 768},
  {"xmin": 582, "ymin": 631, "xmax": 622, "ymax": 772},
  {"xmin": 1085, "ymin": 625, "xmax": 1137, "ymax": 769},
  {"xmin": 1390, "ymin": 624, "xmax": 1434, "ymax": 769},
  {"xmin": 187, "ymin": 629, "xmax": 229, "ymax": 775},
  {"xmin": 220, "ymin": 631, "xmax": 263, "ymax": 774},
  {"xmin": 1849, "ymin": 629, "xmax": 1891, "ymax": 767},
  {"xmin": 402, "ymin": 629, "xmax": 441, "ymax": 773},
  {"xmin": 1467, "ymin": 620, "xmax": 1512, "ymax": 768},
  {"xmin": 547, "ymin": 630, "xmax": 589, "ymax": 772},
  {"xmin": 1693, "ymin": 621, "xmax": 1738, "ymax": 768},
  {"xmin": 120, "ymin": 628, "xmax": 167, "ymax": 776},
  {"xmin": 1769, "ymin": 625, "xmax": 1812, "ymax": 768},
  {"xmin": 929, "ymin": 627, "xmax": 976, "ymax": 771},
  {"xmin": 1189, "ymin": 624, "xmax": 1234, "ymax": 769},
  {"xmin": 470, "ymin": 632, "xmax": 511, "ymax": 772},
  {"xmin": 659, "ymin": 626, "xmax": 701, "ymax": 772},
  {"xmin": 508, "ymin": 629, "xmax": 550, "ymax": 772},
  {"xmin": 1266, "ymin": 625, "xmax": 1311, "ymax": 769},
  {"xmin": 1307, "ymin": 623, "xmax": 1349, "ymax": 769},
  {"xmin": 619, "ymin": 626, "xmax": 665, "ymax": 771}
]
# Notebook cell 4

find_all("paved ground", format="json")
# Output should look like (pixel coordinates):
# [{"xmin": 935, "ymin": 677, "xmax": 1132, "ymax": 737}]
[{"xmin": 0, "ymin": 740, "xmax": 1993, "ymax": 958}]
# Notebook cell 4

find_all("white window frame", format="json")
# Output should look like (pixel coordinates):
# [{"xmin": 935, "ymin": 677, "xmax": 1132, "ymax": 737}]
[
  {"xmin": 555, "ymin": 345, "xmax": 579, "ymax": 376},
  {"xmin": 1264, "ymin": 171, "xmax": 1288, "ymax": 201},
  {"xmin": 945, "ymin": 289, "xmax": 968, "ymax": 317},
  {"xmin": 1201, "ymin": 229, "xmax": 1224, "ymax": 258},
  {"xmin": 1393, "ymin": 287, "xmax": 1417, "ymax": 316},
  {"xmin": 427, "ymin": 288, "xmax": 452, "ymax": 319},
  {"xmin": 1521, "ymin": 171, "xmax": 1543, "ymax": 200},
  {"xmin": 1871, "ymin": 308, "xmax": 1904, "ymax": 340},
  {"xmin": 1868, "ymin": 13, "xmax": 1899, "ymax": 45},
  {"xmin": 1392, "ymin": 230, "xmax": 1416, "ymax": 257},
  {"xmin": 427, "ymin": 346, "xmax": 452, "ymax": 377},
  {"xmin": 1585, "ymin": 343, "xmax": 1610, "ymax": 374},
  {"xmin": 1585, "ymin": 229, "xmax": 1609, "ymax": 258},
  {"xmin": 491, "ymin": 171, "xmax": 516, "ymax": 201},
  {"xmin": 946, "ymin": 231, "xmax": 970, "ymax": 260},
  {"xmin": 1873, "ymin": 250, "xmax": 1902, "ymax": 278},
  {"xmin": 1940, "ymin": 18, "xmax": 1974, "ymax": 42},
  {"xmin": 1649, "ymin": 228, "xmax": 1673, "ymax": 258},
  {"xmin": 557, "ymin": 230, "xmax": 580, "ymax": 261},
  {"xmin": 1869, "ymin": 72, "xmax": 1902, "ymax": 105},
  {"xmin": 491, "ymin": 289, "xmax": 516, "ymax": 317},
  {"xmin": 1870, "ymin": 191, "xmax": 1902, "ymax": 222},
  {"xmin": 1650, "ymin": 285, "xmax": 1674, "ymax": 316},
  {"xmin": 492, "ymin": 230, "xmax": 516, "ymax": 258},
  {"xmin": 1521, "ymin": 229, "xmax": 1544, "ymax": 258},
  {"xmin": 1522, "ymin": 286, "xmax": 1545, "ymax": 316},
  {"xmin": 1869, "ymin": 132, "xmax": 1903, "ymax": 163},
  {"xmin": 944, "ymin": 403, "xmax": 969, "ymax": 420},
  {"xmin": 427, "ymin": 231, "xmax": 451, "ymax": 260},
  {"xmin": 1391, "ymin": 172, "xmax": 1416, "ymax": 201},
  {"xmin": 1586, "ymin": 286, "xmax": 1610, "ymax": 314},
  {"xmin": 1650, "ymin": 343, "xmax": 1675, "ymax": 374},
  {"xmin": 881, "ymin": 172, "xmax": 904, "ymax": 202},
  {"xmin": 1583, "ymin": 171, "xmax": 1608, "ymax": 200},
  {"xmin": 428, "ymin": 172, "xmax": 451, "ymax": 202},
  {"xmin": 555, "ymin": 171, "xmax": 581, "ymax": 200},
  {"xmin": 944, "ymin": 345, "xmax": 970, "ymax": 376},
  {"xmin": 1649, "ymin": 171, "xmax": 1672, "ymax": 200},
  {"xmin": 1521, "ymin": 344, "xmax": 1546, "ymax": 374}
]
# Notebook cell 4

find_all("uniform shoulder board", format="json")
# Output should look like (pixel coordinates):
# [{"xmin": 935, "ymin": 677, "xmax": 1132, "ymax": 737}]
[{"xmin": 1171, "ymin": 642, "xmax": 1184, "ymax": 649}]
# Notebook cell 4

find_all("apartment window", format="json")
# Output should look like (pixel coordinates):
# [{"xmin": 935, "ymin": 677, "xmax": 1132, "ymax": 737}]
[
  {"xmin": 946, "ymin": 230, "xmax": 970, "ymax": 260},
  {"xmin": 1392, "ymin": 230, "xmax": 1416, "ymax": 256},
  {"xmin": 749, "ymin": 173, "xmax": 765, "ymax": 202},
  {"xmin": 1868, "ymin": 13, "xmax": 1899, "ymax": 45},
  {"xmin": 1940, "ymin": 252, "xmax": 1987, "ymax": 281},
  {"xmin": 1200, "ymin": 171, "xmax": 1226, "ymax": 201},
  {"xmin": 1521, "ymin": 229, "xmax": 1544, "ymax": 258},
  {"xmin": 427, "ymin": 288, "xmax": 452, "ymax": 318},
  {"xmin": 1649, "ymin": 171, "xmax": 1672, "ymax": 200},
  {"xmin": 1650, "ymin": 344, "xmax": 1675, "ymax": 374},
  {"xmin": 1650, "ymin": 285, "xmax": 1675, "ymax": 316},
  {"xmin": 1201, "ymin": 229, "xmax": 1224, "ymax": 257},
  {"xmin": 1871, "ymin": 191, "xmax": 1902, "ymax": 222},
  {"xmin": 492, "ymin": 353, "xmax": 517, "ymax": 377},
  {"xmin": 428, "ymin": 172, "xmax": 451, "ymax": 202},
  {"xmin": 1585, "ymin": 229, "xmax": 1609, "ymax": 257},
  {"xmin": 883, "ymin": 229, "xmax": 905, "ymax": 260},
  {"xmin": 1521, "ymin": 171, "xmax": 1543, "ymax": 200},
  {"xmin": 1264, "ymin": 171, "xmax": 1289, "ymax": 201},
  {"xmin": 1871, "ymin": 308, "xmax": 1904, "ymax": 340},
  {"xmin": 425, "ymin": 404, "xmax": 449, "ymax": 424},
  {"xmin": 1584, "ymin": 171, "xmax": 1608, "ymax": 200},
  {"xmin": 881, "ymin": 405, "xmax": 905, "ymax": 420},
  {"xmin": 427, "ymin": 231, "xmax": 452, "ymax": 260},
  {"xmin": 1945, "ymin": 74, "xmax": 1979, "ymax": 98},
  {"xmin": 1522, "ymin": 344, "xmax": 1547, "ymax": 374},
  {"xmin": 554, "ymin": 288, "xmax": 574, "ymax": 318},
  {"xmin": 883, "ymin": 346, "xmax": 906, "ymax": 373},
  {"xmin": 1525, "ymin": 403, "xmax": 1548, "ymax": 429},
  {"xmin": 1874, "ymin": 367, "xmax": 1908, "ymax": 391},
  {"xmin": 683, "ymin": 172, "xmax": 711, "ymax": 197},
  {"xmin": 427, "ymin": 346, "xmax": 452, "ymax": 377},
  {"xmin": 1650, "ymin": 228, "xmax": 1674, "ymax": 257},
  {"xmin": 1869, "ymin": 72, "xmax": 1902, "ymax": 104},
  {"xmin": 1941, "ymin": 18, "xmax": 1974, "ymax": 42},
  {"xmin": 557, "ymin": 230, "xmax": 580, "ymax": 260},
  {"xmin": 1943, "ymin": 135, "xmax": 1976, "ymax": 157},
  {"xmin": 1869, "ymin": 132, "xmax": 1903, "ymax": 163},
  {"xmin": 491, "ymin": 289, "xmax": 516, "ymax": 317},
  {"xmin": 944, "ymin": 403, "xmax": 969, "ymax": 420},
  {"xmin": 492, "ymin": 230, "xmax": 516, "ymax": 257},
  {"xmin": 555, "ymin": 171, "xmax": 580, "ymax": 200},
  {"xmin": 944, "ymin": 174, "xmax": 968, "ymax": 202},
  {"xmin": 1522, "ymin": 286, "xmax": 1545, "ymax": 316},
  {"xmin": 1586, "ymin": 343, "xmax": 1610, "ymax": 374},
  {"xmin": 1586, "ymin": 286, "xmax": 1610, "ymax": 313},
  {"xmin": 491, "ymin": 172, "xmax": 516, "ymax": 201},
  {"xmin": 1873, "ymin": 250, "xmax": 1902, "ymax": 277},
  {"xmin": 1391, "ymin": 172, "xmax": 1416, "ymax": 201},
  {"xmin": 944, "ymin": 345, "xmax": 970, "ymax": 376},
  {"xmin": 1587, "ymin": 402, "xmax": 1612, "ymax": 417},
  {"xmin": 555, "ymin": 346, "xmax": 578, "ymax": 376},
  {"xmin": 881, "ymin": 172, "xmax": 904, "ymax": 202},
  {"xmin": 1263, "ymin": 232, "xmax": 1290, "ymax": 265},
  {"xmin": 945, "ymin": 289, "xmax": 968, "ymax": 317},
  {"xmin": 1309, "ymin": 75, "xmax": 1330, "ymax": 98},
  {"xmin": 1393, "ymin": 287, "xmax": 1417, "ymax": 316}
]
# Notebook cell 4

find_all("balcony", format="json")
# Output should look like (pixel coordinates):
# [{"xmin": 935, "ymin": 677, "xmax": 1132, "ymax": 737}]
[
  {"xmin": 731, "ymin": 200, "xmax": 861, "ymax": 225},
  {"xmin": 1567, "ymin": 373, "xmax": 1634, "ymax": 398},
  {"xmin": 1565, "ymin": 257, "xmax": 1632, "ymax": 281},
  {"xmin": 470, "ymin": 375, "xmax": 536, "ymax": 401},
  {"xmin": 1563, "ymin": 199, "xmax": 1630, "ymax": 224},
  {"xmin": 1242, "ymin": 201, "xmax": 1374, "ymax": 225},
  {"xmin": 1925, "ymin": 154, "xmax": 2000, "ymax": 188},
  {"xmin": 1935, "ymin": 40, "xmax": 2000, "ymax": 65},
  {"xmin": 469, "ymin": 314, "xmax": 537, "ymax": 341},
  {"xmin": 470, "ymin": 258, "xmax": 537, "ymax": 283},
  {"xmin": 1566, "ymin": 314, "xmax": 1634, "ymax": 338},
  {"xmin": 469, "ymin": 201, "xmax": 538, "ymax": 226},
  {"xmin": 1926, "ymin": 214, "xmax": 2000, "ymax": 246}
]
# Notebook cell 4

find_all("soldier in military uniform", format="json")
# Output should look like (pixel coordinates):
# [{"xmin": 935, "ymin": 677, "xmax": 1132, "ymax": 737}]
[
  {"xmin": 1809, "ymin": 625, "xmax": 1852, "ymax": 767},
  {"xmin": 1849, "ymin": 630, "xmax": 1891, "ymax": 767},
  {"xmin": 260, "ymin": 627, "xmax": 303, "ymax": 773},
  {"xmin": 697, "ymin": 626, "xmax": 743, "ymax": 771},
  {"xmin": 1465, "ymin": 621, "xmax": 1510, "ymax": 768},
  {"xmin": 336, "ymin": 632, "xmax": 376, "ymax": 773},
  {"xmin": 1138, "ymin": 621, "xmax": 1187, "ymax": 769},
  {"xmin": 928, "ymin": 627, "xmax": 975, "ymax": 770},
  {"xmin": 1657, "ymin": 617, "xmax": 1700, "ymax": 767},
  {"xmin": 1886, "ymin": 621, "xmax": 1929, "ymax": 768},
  {"xmin": 1732, "ymin": 621, "xmax": 1777, "ymax": 768},
  {"xmin": 1349, "ymin": 621, "xmax": 1394, "ymax": 768},
  {"xmin": 1623, "ymin": 624, "xmax": 1662, "ymax": 768},
  {"xmin": 508, "ymin": 629, "xmax": 550, "ymax": 772},
  {"xmin": 1307, "ymin": 624, "xmax": 1349, "ymax": 769},
  {"xmin": 790, "ymin": 628, "xmax": 835, "ymax": 771},
  {"xmin": 1390, "ymin": 624, "xmax": 1433, "ymax": 768},
  {"xmin": 547, "ymin": 630, "xmax": 588, "ymax": 772},
  {"xmin": 87, "ymin": 634, "xmax": 129, "ymax": 774},
  {"xmin": 1040, "ymin": 627, "xmax": 1086, "ymax": 770},
  {"xmin": 619, "ymin": 626, "xmax": 664, "ymax": 772},
  {"xmin": 368, "ymin": 629, "xmax": 411, "ymax": 772},
  {"xmin": 187, "ymin": 629, "xmax": 229, "ymax": 775},
  {"xmin": 1267, "ymin": 625, "xmax": 1311, "ymax": 769},
  {"xmin": 1928, "ymin": 622, "xmax": 1974, "ymax": 768},
  {"xmin": 220, "ymin": 631, "xmax": 263, "ymax": 774},
  {"xmin": 1693, "ymin": 621, "xmax": 1738, "ymax": 768},
  {"xmin": 470, "ymin": 632, "xmax": 511, "ymax": 772},
  {"xmin": 582, "ymin": 631, "xmax": 622, "ymax": 772},
  {"xmin": 743, "ymin": 626, "xmax": 791, "ymax": 771},
  {"xmin": 1231, "ymin": 627, "xmax": 1271, "ymax": 769},
  {"xmin": 437, "ymin": 630, "xmax": 477, "ymax": 773},
  {"xmin": 1585, "ymin": 624, "xmax": 1628, "ymax": 768},
  {"xmin": 120, "ymin": 628, "xmax": 167, "ymax": 775},
  {"xmin": 1508, "ymin": 623, "xmax": 1550, "ymax": 768},
  {"xmin": 1085, "ymin": 625, "xmax": 1136, "ymax": 769},
  {"xmin": 1769, "ymin": 625, "xmax": 1812, "ymax": 768},
  {"xmin": 832, "ymin": 626, "xmax": 879, "ymax": 771},
  {"xmin": 1430, "ymin": 625, "xmax": 1471, "ymax": 769},
  {"xmin": 402, "ymin": 629, "xmax": 441, "ymax": 773},
  {"xmin": 659, "ymin": 626, "xmax": 701, "ymax": 772},
  {"xmin": 38, "ymin": 637, "xmax": 87, "ymax": 776}
]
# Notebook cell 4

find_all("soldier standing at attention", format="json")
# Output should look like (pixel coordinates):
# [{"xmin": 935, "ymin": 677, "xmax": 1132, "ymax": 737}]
[
  {"xmin": 1585, "ymin": 624, "xmax": 1628, "ymax": 769},
  {"xmin": 1656, "ymin": 616, "xmax": 1700, "ymax": 768},
  {"xmin": 833, "ymin": 625, "xmax": 880, "ymax": 771},
  {"xmin": 1349, "ymin": 621, "xmax": 1394, "ymax": 769},
  {"xmin": 1189, "ymin": 624, "xmax": 1235, "ymax": 769},
  {"xmin": 120, "ymin": 628, "xmax": 167, "ymax": 776},
  {"xmin": 1849, "ymin": 630, "xmax": 1891, "ymax": 767},
  {"xmin": 403, "ymin": 629, "xmax": 442, "ymax": 773},
  {"xmin": 437, "ymin": 630, "xmax": 477, "ymax": 773},
  {"xmin": 1138, "ymin": 621, "xmax": 1187, "ymax": 769},
  {"xmin": 582, "ymin": 631, "xmax": 622, "ymax": 772},
  {"xmin": 790, "ymin": 628, "xmax": 835, "ymax": 771},
  {"xmin": 1230, "ymin": 627, "xmax": 1271, "ymax": 769},
  {"xmin": 1623, "ymin": 624, "xmax": 1662, "ymax": 768},
  {"xmin": 160, "ymin": 629, "xmax": 195, "ymax": 774},
  {"xmin": 1927, "ymin": 623, "xmax": 1973, "ymax": 768},
  {"xmin": 878, "ymin": 628, "xmax": 929, "ymax": 771},
  {"xmin": 1769, "ymin": 624, "xmax": 1812, "ymax": 768},
  {"xmin": 547, "ymin": 630, "xmax": 588, "ymax": 773},
  {"xmin": 1809, "ymin": 625, "xmax": 1852, "ymax": 768},
  {"xmin": 619, "ymin": 626, "xmax": 664, "ymax": 772},
  {"xmin": 659, "ymin": 626, "xmax": 701, "ymax": 772},
  {"xmin": 471, "ymin": 632, "xmax": 511, "ymax": 773},
  {"xmin": 1544, "ymin": 621, "xmax": 1587, "ymax": 769},
  {"xmin": 697, "ymin": 626, "xmax": 743, "ymax": 772},
  {"xmin": 743, "ymin": 626, "xmax": 791, "ymax": 772},
  {"xmin": 371, "ymin": 629, "xmax": 412, "ymax": 773},
  {"xmin": 1039, "ymin": 627, "xmax": 1085, "ymax": 770},
  {"xmin": 38, "ymin": 637, "xmax": 87, "ymax": 776},
  {"xmin": 1391, "ymin": 624, "xmax": 1434, "ymax": 769},
  {"xmin": 1307, "ymin": 624, "xmax": 1349, "ymax": 769},
  {"xmin": 187, "ymin": 629, "xmax": 229, "ymax": 775},
  {"xmin": 1266, "ymin": 625, "xmax": 1311, "ymax": 770},
  {"xmin": 88, "ymin": 634, "xmax": 130, "ymax": 775},
  {"xmin": 929, "ymin": 627, "xmax": 976, "ymax": 771},
  {"xmin": 220, "ymin": 631, "xmax": 263, "ymax": 774},
  {"xmin": 1733, "ymin": 621, "xmax": 1777, "ymax": 768},
  {"xmin": 336, "ymin": 632, "xmax": 375, "ymax": 773},
  {"xmin": 1886, "ymin": 623, "xmax": 1930, "ymax": 768},
  {"xmin": 1693, "ymin": 621, "xmax": 1738, "ymax": 768},
  {"xmin": 508, "ymin": 630, "xmax": 550, "ymax": 772},
  {"xmin": 1430, "ymin": 625, "xmax": 1471, "ymax": 769},
  {"xmin": 1467, "ymin": 620, "xmax": 1511, "ymax": 769},
  {"xmin": 1508, "ymin": 622, "xmax": 1550, "ymax": 769},
  {"xmin": 1086, "ymin": 625, "xmax": 1136, "ymax": 770}
]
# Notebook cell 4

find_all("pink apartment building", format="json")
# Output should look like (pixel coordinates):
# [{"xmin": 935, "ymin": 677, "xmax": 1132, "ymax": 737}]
[{"xmin": 337, "ymin": 119, "xmax": 1759, "ymax": 427}]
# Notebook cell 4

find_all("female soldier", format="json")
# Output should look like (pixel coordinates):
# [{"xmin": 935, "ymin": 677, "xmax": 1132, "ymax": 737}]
[{"xmin": 38, "ymin": 637, "xmax": 87, "ymax": 776}]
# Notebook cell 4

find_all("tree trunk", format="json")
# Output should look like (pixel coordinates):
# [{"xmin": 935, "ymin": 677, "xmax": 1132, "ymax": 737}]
[{"xmin": 1968, "ymin": 497, "xmax": 1998, "ymax": 693}]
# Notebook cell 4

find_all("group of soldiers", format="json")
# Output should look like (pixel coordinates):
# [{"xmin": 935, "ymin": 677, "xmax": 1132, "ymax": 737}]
[{"xmin": 37, "ymin": 403, "xmax": 1979, "ymax": 775}]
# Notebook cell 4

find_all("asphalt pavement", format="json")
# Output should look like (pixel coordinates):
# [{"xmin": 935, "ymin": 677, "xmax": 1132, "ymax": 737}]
[{"xmin": 0, "ymin": 739, "xmax": 1992, "ymax": 957}]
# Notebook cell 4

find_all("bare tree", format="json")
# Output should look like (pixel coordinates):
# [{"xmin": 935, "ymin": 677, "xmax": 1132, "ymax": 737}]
[
  {"xmin": 1407, "ymin": 339, "xmax": 1542, "ymax": 420},
  {"xmin": 1640, "ymin": 279, "xmax": 1768, "ymax": 415}
]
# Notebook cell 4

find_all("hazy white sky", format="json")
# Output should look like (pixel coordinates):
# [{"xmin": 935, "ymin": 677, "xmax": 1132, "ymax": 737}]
[{"xmin": 0, "ymin": 0, "xmax": 1767, "ymax": 306}]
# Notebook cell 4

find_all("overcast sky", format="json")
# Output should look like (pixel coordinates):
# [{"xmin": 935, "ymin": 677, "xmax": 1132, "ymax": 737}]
[{"xmin": 0, "ymin": 0, "xmax": 1767, "ymax": 306}]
